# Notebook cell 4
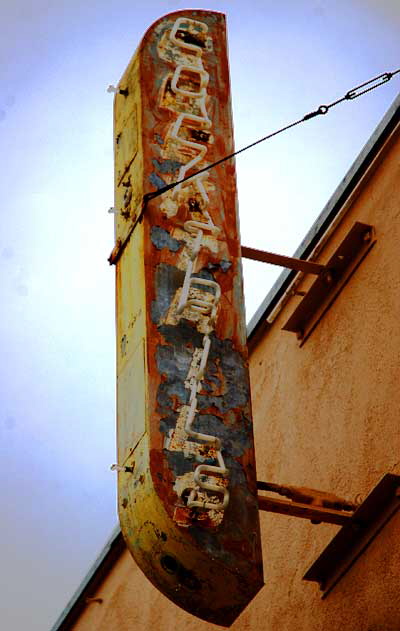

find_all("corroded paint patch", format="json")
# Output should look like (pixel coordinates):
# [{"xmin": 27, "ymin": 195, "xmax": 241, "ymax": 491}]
[{"xmin": 113, "ymin": 10, "xmax": 263, "ymax": 626}]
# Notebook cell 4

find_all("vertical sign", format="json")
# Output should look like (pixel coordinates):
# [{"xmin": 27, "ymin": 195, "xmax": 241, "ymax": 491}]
[{"xmin": 110, "ymin": 10, "xmax": 264, "ymax": 626}]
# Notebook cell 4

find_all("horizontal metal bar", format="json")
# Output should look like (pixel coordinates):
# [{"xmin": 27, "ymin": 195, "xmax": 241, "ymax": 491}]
[
  {"xmin": 241, "ymin": 245, "xmax": 326, "ymax": 275},
  {"xmin": 257, "ymin": 495, "xmax": 353, "ymax": 526}
]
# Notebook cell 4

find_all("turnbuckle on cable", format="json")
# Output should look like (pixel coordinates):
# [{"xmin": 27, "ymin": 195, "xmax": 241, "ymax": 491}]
[
  {"xmin": 137, "ymin": 66, "xmax": 400, "ymax": 206},
  {"xmin": 345, "ymin": 71, "xmax": 395, "ymax": 100},
  {"xmin": 304, "ymin": 69, "xmax": 400, "ymax": 121}
]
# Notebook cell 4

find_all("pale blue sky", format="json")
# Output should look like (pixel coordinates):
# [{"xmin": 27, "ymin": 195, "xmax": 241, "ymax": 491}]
[{"xmin": 1, "ymin": 2, "xmax": 399, "ymax": 629}]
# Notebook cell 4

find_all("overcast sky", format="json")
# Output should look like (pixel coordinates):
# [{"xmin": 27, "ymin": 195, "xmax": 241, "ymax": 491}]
[{"xmin": 1, "ymin": 1, "xmax": 399, "ymax": 629}]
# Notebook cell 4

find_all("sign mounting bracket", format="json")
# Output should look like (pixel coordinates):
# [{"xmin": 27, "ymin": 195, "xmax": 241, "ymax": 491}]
[
  {"xmin": 257, "ymin": 480, "xmax": 358, "ymax": 526},
  {"xmin": 242, "ymin": 222, "xmax": 376, "ymax": 343},
  {"xmin": 241, "ymin": 246, "xmax": 328, "ymax": 276}
]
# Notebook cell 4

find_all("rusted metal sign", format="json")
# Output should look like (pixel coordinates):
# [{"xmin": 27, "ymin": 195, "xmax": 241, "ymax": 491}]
[{"xmin": 110, "ymin": 10, "xmax": 263, "ymax": 626}]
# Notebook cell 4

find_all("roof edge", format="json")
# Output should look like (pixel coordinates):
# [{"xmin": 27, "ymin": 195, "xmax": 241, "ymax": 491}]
[{"xmin": 49, "ymin": 525, "xmax": 125, "ymax": 631}]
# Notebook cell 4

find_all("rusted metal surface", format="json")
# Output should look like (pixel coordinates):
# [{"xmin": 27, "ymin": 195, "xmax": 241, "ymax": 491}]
[
  {"xmin": 112, "ymin": 11, "xmax": 263, "ymax": 626},
  {"xmin": 241, "ymin": 245, "xmax": 327, "ymax": 275},
  {"xmin": 257, "ymin": 481, "xmax": 357, "ymax": 526},
  {"xmin": 258, "ymin": 495, "xmax": 353, "ymax": 526},
  {"xmin": 257, "ymin": 481, "xmax": 359, "ymax": 511}
]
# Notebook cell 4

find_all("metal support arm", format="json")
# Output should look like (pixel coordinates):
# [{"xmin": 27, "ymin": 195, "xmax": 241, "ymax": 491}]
[
  {"xmin": 257, "ymin": 495, "xmax": 353, "ymax": 526},
  {"xmin": 241, "ymin": 245, "xmax": 326, "ymax": 275},
  {"xmin": 257, "ymin": 481, "xmax": 358, "ymax": 526}
]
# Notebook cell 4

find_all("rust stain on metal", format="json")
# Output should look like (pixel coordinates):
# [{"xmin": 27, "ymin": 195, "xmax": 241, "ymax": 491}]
[
  {"xmin": 112, "ymin": 10, "xmax": 263, "ymax": 626},
  {"xmin": 257, "ymin": 481, "xmax": 359, "ymax": 511}
]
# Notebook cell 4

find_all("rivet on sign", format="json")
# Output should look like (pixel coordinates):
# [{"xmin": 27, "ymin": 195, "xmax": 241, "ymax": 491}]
[
  {"xmin": 107, "ymin": 85, "xmax": 128, "ymax": 96},
  {"xmin": 110, "ymin": 464, "xmax": 134, "ymax": 473}
]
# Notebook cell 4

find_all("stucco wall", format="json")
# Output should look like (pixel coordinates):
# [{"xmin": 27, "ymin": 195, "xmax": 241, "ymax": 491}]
[
  {"xmin": 71, "ymin": 128, "xmax": 400, "ymax": 630},
  {"xmin": 249, "ymin": 126, "xmax": 400, "ymax": 631}
]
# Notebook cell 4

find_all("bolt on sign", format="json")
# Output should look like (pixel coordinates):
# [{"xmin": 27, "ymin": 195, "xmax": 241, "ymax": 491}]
[{"xmin": 109, "ymin": 10, "xmax": 264, "ymax": 626}]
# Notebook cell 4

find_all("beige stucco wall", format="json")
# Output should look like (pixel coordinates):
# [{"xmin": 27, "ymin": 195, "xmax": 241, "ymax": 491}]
[
  {"xmin": 72, "ymin": 128, "xmax": 400, "ymax": 630},
  {"xmin": 248, "ymin": 126, "xmax": 400, "ymax": 631}
]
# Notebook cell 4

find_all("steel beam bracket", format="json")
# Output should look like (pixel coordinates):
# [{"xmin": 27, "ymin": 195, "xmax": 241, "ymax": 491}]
[
  {"xmin": 303, "ymin": 474, "xmax": 400, "ymax": 597},
  {"xmin": 258, "ymin": 476, "xmax": 400, "ymax": 597},
  {"xmin": 282, "ymin": 221, "xmax": 375, "ymax": 341},
  {"xmin": 242, "ymin": 221, "xmax": 376, "ymax": 344}
]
